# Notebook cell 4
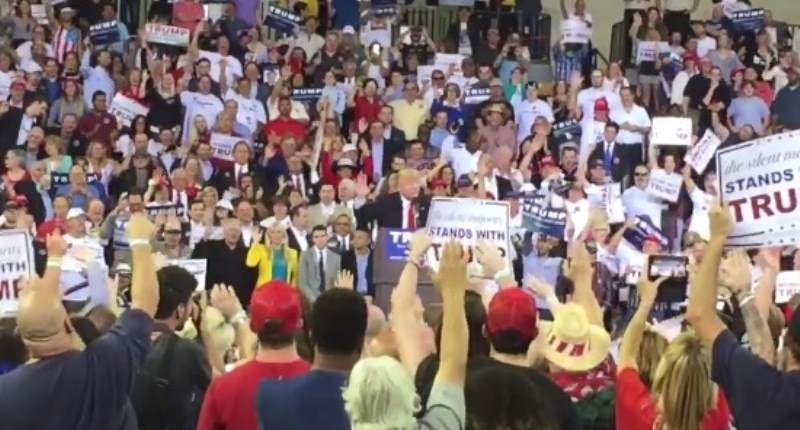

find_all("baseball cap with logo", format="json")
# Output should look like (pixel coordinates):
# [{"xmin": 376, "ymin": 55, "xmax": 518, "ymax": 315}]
[
  {"xmin": 249, "ymin": 280, "xmax": 303, "ymax": 335},
  {"xmin": 486, "ymin": 288, "xmax": 539, "ymax": 343}
]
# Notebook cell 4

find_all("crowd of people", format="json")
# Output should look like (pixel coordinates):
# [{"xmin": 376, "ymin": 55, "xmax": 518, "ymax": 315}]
[{"xmin": 0, "ymin": 0, "xmax": 799, "ymax": 428}]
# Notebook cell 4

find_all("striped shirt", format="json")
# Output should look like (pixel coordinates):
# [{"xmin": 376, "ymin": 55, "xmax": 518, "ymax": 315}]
[
  {"xmin": 552, "ymin": 44, "xmax": 589, "ymax": 82},
  {"xmin": 53, "ymin": 26, "xmax": 80, "ymax": 64}
]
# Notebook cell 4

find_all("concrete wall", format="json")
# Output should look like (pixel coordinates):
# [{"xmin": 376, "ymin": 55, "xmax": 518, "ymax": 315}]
[{"xmin": 540, "ymin": 0, "xmax": 800, "ymax": 57}]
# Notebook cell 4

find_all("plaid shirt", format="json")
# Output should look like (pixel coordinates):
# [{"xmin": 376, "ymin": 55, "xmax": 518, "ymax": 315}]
[{"xmin": 552, "ymin": 43, "xmax": 590, "ymax": 82}]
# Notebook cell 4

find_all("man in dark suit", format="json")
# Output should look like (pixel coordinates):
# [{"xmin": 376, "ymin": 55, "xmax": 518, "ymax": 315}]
[
  {"xmin": 355, "ymin": 168, "xmax": 430, "ymax": 230},
  {"xmin": 215, "ymin": 141, "xmax": 265, "ymax": 195},
  {"xmin": 378, "ymin": 105, "xmax": 406, "ymax": 149},
  {"xmin": 0, "ymin": 97, "xmax": 47, "ymax": 168},
  {"xmin": 286, "ymin": 205, "xmax": 310, "ymax": 254},
  {"xmin": 281, "ymin": 155, "xmax": 318, "ymax": 203},
  {"xmin": 340, "ymin": 227, "xmax": 374, "ymax": 297},
  {"xmin": 364, "ymin": 120, "xmax": 404, "ymax": 181},
  {"xmin": 191, "ymin": 218, "xmax": 258, "ymax": 306},
  {"xmin": 588, "ymin": 121, "xmax": 627, "ymax": 185},
  {"xmin": 445, "ymin": 7, "xmax": 481, "ymax": 53}
]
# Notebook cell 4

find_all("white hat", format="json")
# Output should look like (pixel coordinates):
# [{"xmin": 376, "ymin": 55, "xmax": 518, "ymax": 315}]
[
  {"xmin": 544, "ymin": 303, "xmax": 611, "ymax": 372},
  {"xmin": 342, "ymin": 25, "xmax": 356, "ymax": 35},
  {"xmin": 67, "ymin": 208, "xmax": 86, "ymax": 219},
  {"xmin": 341, "ymin": 143, "xmax": 358, "ymax": 153},
  {"xmin": 215, "ymin": 199, "xmax": 234, "ymax": 212},
  {"xmin": 59, "ymin": 6, "xmax": 75, "ymax": 15}
]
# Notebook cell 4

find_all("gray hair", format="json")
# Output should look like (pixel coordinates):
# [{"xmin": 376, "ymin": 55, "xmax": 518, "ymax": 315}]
[{"xmin": 342, "ymin": 356, "xmax": 419, "ymax": 429}]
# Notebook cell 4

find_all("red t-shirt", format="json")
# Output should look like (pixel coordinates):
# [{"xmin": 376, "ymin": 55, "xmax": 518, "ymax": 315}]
[
  {"xmin": 615, "ymin": 367, "xmax": 731, "ymax": 430},
  {"xmin": 197, "ymin": 359, "xmax": 311, "ymax": 430},
  {"xmin": 77, "ymin": 111, "xmax": 118, "ymax": 147},
  {"xmin": 172, "ymin": 1, "xmax": 205, "ymax": 32},
  {"xmin": 264, "ymin": 117, "xmax": 307, "ymax": 142},
  {"xmin": 352, "ymin": 95, "xmax": 384, "ymax": 131}
]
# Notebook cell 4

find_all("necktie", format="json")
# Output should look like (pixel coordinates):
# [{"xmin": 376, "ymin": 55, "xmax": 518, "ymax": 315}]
[
  {"xmin": 604, "ymin": 144, "xmax": 613, "ymax": 172},
  {"xmin": 295, "ymin": 175, "xmax": 303, "ymax": 196},
  {"xmin": 407, "ymin": 203, "xmax": 416, "ymax": 230},
  {"xmin": 318, "ymin": 252, "xmax": 326, "ymax": 292}
]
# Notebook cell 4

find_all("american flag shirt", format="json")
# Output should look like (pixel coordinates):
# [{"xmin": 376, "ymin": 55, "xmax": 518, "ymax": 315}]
[{"xmin": 52, "ymin": 26, "xmax": 81, "ymax": 64}]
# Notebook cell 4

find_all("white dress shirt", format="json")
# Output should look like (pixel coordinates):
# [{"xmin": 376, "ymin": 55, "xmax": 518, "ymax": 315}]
[
  {"xmin": 290, "ymin": 225, "xmax": 309, "ymax": 251},
  {"xmin": 609, "ymin": 104, "xmax": 651, "ymax": 145}
]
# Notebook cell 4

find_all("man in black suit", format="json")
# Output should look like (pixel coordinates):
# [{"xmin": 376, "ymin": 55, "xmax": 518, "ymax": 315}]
[
  {"xmin": 588, "ymin": 121, "xmax": 627, "ymax": 185},
  {"xmin": 281, "ymin": 154, "xmax": 318, "ymax": 203},
  {"xmin": 340, "ymin": 227, "xmax": 374, "ymax": 297},
  {"xmin": 0, "ymin": 96, "xmax": 47, "ymax": 168},
  {"xmin": 215, "ymin": 141, "xmax": 265, "ymax": 195},
  {"xmin": 445, "ymin": 7, "xmax": 481, "ymax": 53},
  {"xmin": 191, "ymin": 218, "xmax": 258, "ymax": 306},
  {"xmin": 364, "ymin": 120, "xmax": 404, "ymax": 181},
  {"xmin": 286, "ymin": 204, "xmax": 310, "ymax": 254},
  {"xmin": 378, "ymin": 105, "xmax": 406, "ymax": 151},
  {"xmin": 355, "ymin": 168, "xmax": 430, "ymax": 230}
]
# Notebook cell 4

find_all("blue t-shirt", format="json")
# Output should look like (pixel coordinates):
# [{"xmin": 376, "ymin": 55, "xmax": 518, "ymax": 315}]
[
  {"xmin": 256, "ymin": 369, "xmax": 350, "ymax": 430},
  {"xmin": 0, "ymin": 309, "xmax": 153, "ymax": 430},
  {"xmin": 712, "ymin": 330, "xmax": 800, "ymax": 429}
]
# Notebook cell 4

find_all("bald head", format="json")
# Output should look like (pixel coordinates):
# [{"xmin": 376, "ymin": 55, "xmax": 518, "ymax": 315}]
[{"xmin": 16, "ymin": 288, "xmax": 73, "ymax": 358}]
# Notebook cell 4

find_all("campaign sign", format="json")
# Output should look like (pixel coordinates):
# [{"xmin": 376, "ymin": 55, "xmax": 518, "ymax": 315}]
[
  {"xmin": 623, "ymin": 215, "xmax": 669, "ymax": 250},
  {"xmin": 561, "ymin": 18, "xmax": 590, "ymax": 44},
  {"xmin": 650, "ymin": 116, "xmax": 692, "ymax": 146},
  {"xmin": 384, "ymin": 229, "xmax": 414, "ymax": 261},
  {"xmin": 31, "ymin": 5, "xmax": 48, "ymax": 24},
  {"xmin": 717, "ymin": 130, "xmax": 800, "ymax": 247},
  {"xmin": 775, "ymin": 271, "xmax": 800, "ymax": 304},
  {"xmin": 264, "ymin": 5, "xmax": 302, "ymax": 35},
  {"xmin": 636, "ymin": 41, "xmax": 659, "ymax": 63},
  {"xmin": 728, "ymin": 8, "xmax": 765, "ymax": 33},
  {"xmin": 291, "ymin": 87, "xmax": 324, "ymax": 104},
  {"xmin": 109, "ymin": 94, "xmax": 149, "ymax": 127},
  {"xmin": 434, "ymin": 53, "xmax": 464, "ymax": 76},
  {"xmin": 209, "ymin": 133, "xmax": 242, "ymax": 161},
  {"xmin": 89, "ymin": 20, "xmax": 120, "ymax": 46},
  {"xmin": 552, "ymin": 119, "xmax": 582, "ymax": 146},
  {"xmin": 144, "ymin": 24, "xmax": 191, "ymax": 47},
  {"xmin": 50, "ymin": 172, "xmax": 100, "ymax": 190},
  {"xmin": 371, "ymin": 0, "xmax": 397, "ymax": 17},
  {"xmin": 684, "ymin": 129, "xmax": 722, "ymax": 174},
  {"xmin": 647, "ymin": 169, "xmax": 683, "ymax": 203},
  {"xmin": 464, "ymin": 87, "xmax": 491, "ymax": 105},
  {"xmin": 168, "ymin": 259, "xmax": 207, "ymax": 292},
  {"xmin": 439, "ymin": 0, "xmax": 475, "ymax": 5},
  {"xmin": 0, "ymin": 230, "xmax": 35, "ymax": 317},
  {"xmin": 146, "ymin": 203, "xmax": 186, "ymax": 219},
  {"xmin": 521, "ymin": 194, "xmax": 567, "ymax": 237},
  {"xmin": 425, "ymin": 198, "xmax": 511, "ymax": 275}
]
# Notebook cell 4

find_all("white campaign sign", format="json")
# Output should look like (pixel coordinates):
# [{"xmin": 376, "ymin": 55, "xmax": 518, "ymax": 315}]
[
  {"xmin": 717, "ymin": 130, "xmax": 800, "ymax": 247},
  {"xmin": 561, "ymin": 18, "xmax": 591, "ymax": 44},
  {"xmin": 209, "ymin": 133, "xmax": 242, "ymax": 161},
  {"xmin": 416, "ymin": 65, "xmax": 437, "ymax": 85},
  {"xmin": 434, "ymin": 53, "xmax": 464, "ymax": 76},
  {"xmin": 424, "ymin": 198, "xmax": 511, "ymax": 276},
  {"xmin": 650, "ymin": 117, "xmax": 692, "ymax": 146},
  {"xmin": 647, "ymin": 169, "xmax": 682, "ymax": 203},
  {"xmin": 109, "ymin": 94, "xmax": 149, "ymax": 127},
  {"xmin": 0, "ymin": 230, "xmax": 35, "ymax": 316},
  {"xmin": 684, "ymin": 129, "xmax": 722, "ymax": 174},
  {"xmin": 169, "ymin": 259, "xmax": 208, "ymax": 292},
  {"xmin": 636, "ymin": 41, "xmax": 659, "ymax": 63},
  {"xmin": 144, "ymin": 24, "xmax": 191, "ymax": 47},
  {"xmin": 776, "ymin": 271, "xmax": 800, "ymax": 304}
]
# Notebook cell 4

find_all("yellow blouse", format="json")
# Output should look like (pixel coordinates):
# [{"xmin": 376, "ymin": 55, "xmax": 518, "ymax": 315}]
[{"xmin": 245, "ymin": 243, "xmax": 299, "ymax": 288}]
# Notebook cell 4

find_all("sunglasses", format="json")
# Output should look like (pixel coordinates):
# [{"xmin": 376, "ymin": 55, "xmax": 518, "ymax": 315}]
[
  {"xmin": 634, "ymin": 172, "xmax": 649, "ymax": 177},
  {"xmin": 165, "ymin": 230, "xmax": 182, "ymax": 234},
  {"xmin": 432, "ymin": 75, "xmax": 444, "ymax": 81}
]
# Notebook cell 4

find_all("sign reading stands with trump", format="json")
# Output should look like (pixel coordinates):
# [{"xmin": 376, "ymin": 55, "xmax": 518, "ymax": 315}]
[
  {"xmin": 0, "ymin": 230, "xmax": 36, "ymax": 316},
  {"xmin": 717, "ymin": 130, "xmax": 800, "ymax": 247},
  {"xmin": 424, "ymin": 198, "xmax": 511, "ymax": 276}
]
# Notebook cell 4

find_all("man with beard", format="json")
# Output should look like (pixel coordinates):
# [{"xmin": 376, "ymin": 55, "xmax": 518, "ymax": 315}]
[{"xmin": 131, "ymin": 265, "xmax": 213, "ymax": 430}]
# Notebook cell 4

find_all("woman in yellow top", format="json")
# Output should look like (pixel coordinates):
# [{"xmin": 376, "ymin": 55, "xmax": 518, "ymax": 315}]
[{"xmin": 246, "ymin": 222, "xmax": 299, "ymax": 287}]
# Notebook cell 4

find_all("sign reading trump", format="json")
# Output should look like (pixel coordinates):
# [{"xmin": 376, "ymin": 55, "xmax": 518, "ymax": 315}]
[
  {"xmin": 717, "ymin": 130, "xmax": 800, "ymax": 247},
  {"xmin": 424, "ymin": 198, "xmax": 510, "ymax": 276}
]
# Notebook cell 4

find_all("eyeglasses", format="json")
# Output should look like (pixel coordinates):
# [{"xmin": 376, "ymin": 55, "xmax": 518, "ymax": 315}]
[
  {"xmin": 165, "ymin": 230, "xmax": 182, "ymax": 235},
  {"xmin": 634, "ymin": 172, "xmax": 649, "ymax": 177},
  {"xmin": 432, "ymin": 75, "xmax": 444, "ymax": 81}
]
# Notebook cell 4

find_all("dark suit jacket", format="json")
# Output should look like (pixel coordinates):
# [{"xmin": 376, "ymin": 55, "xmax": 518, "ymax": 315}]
[
  {"xmin": 495, "ymin": 176, "xmax": 513, "ymax": 201},
  {"xmin": 341, "ymin": 249, "xmax": 374, "ymax": 297},
  {"xmin": 446, "ymin": 19, "xmax": 481, "ymax": 53},
  {"xmin": 357, "ymin": 192, "xmax": 431, "ymax": 230},
  {"xmin": 191, "ymin": 238, "xmax": 257, "ymax": 306},
  {"xmin": 589, "ymin": 142, "xmax": 627, "ymax": 184},
  {"xmin": 0, "ymin": 107, "xmax": 25, "ymax": 166},
  {"xmin": 286, "ymin": 227, "xmax": 307, "ymax": 255},
  {"xmin": 281, "ymin": 169, "xmax": 318, "ymax": 204},
  {"xmin": 214, "ymin": 162, "xmax": 266, "ymax": 195}
]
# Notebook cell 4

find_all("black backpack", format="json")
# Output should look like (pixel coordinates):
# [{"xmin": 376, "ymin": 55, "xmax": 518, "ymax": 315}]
[{"xmin": 132, "ymin": 333, "xmax": 179, "ymax": 430}]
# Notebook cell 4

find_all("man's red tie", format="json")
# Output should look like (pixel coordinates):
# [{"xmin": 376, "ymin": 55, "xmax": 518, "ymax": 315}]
[{"xmin": 407, "ymin": 204, "xmax": 416, "ymax": 230}]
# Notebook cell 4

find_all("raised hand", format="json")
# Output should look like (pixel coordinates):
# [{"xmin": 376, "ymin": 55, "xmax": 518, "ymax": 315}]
[
  {"xmin": 126, "ymin": 213, "xmax": 156, "ymax": 242},
  {"xmin": 431, "ymin": 241, "xmax": 469, "ymax": 295},
  {"xmin": 251, "ymin": 226, "xmax": 263, "ymax": 245},
  {"xmin": 637, "ymin": 272, "xmax": 666, "ymax": 305},
  {"xmin": 563, "ymin": 240, "xmax": 593, "ymax": 283},
  {"xmin": 474, "ymin": 241, "xmax": 505, "ymax": 278},
  {"xmin": 708, "ymin": 200, "xmax": 733, "ymax": 240},
  {"xmin": 210, "ymin": 284, "xmax": 243, "ymax": 320},
  {"xmin": 46, "ymin": 231, "xmax": 68, "ymax": 258},
  {"xmin": 335, "ymin": 270, "xmax": 354, "ymax": 290}
]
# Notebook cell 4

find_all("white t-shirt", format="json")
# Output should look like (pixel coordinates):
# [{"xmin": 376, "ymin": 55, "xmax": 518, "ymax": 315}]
[
  {"xmin": 609, "ymin": 105, "xmax": 651, "ymax": 145},
  {"xmin": 199, "ymin": 50, "xmax": 243, "ymax": 85},
  {"xmin": 697, "ymin": 36, "xmax": 718, "ymax": 59},
  {"xmin": 225, "ymin": 92, "xmax": 267, "ymax": 135},
  {"xmin": 514, "ymin": 99, "xmax": 554, "ymax": 145},
  {"xmin": 622, "ymin": 185, "xmax": 665, "ymax": 229},
  {"xmin": 179, "ymin": 91, "xmax": 224, "ymax": 144},
  {"xmin": 689, "ymin": 187, "xmax": 714, "ymax": 240}
]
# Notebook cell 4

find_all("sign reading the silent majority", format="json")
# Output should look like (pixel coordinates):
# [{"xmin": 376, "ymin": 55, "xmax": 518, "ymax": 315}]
[
  {"xmin": 647, "ymin": 169, "xmax": 683, "ymax": 203},
  {"xmin": 209, "ymin": 133, "xmax": 242, "ymax": 161},
  {"xmin": 371, "ymin": 0, "xmax": 397, "ymax": 17},
  {"xmin": 717, "ymin": 130, "xmax": 800, "ymax": 247},
  {"xmin": 168, "ymin": 259, "xmax": 207, "ymax": 292},
  {"xmin": 0, "ymin": 230, "xmax": 35, "ymax": 316},
  {"xmin": 685, "ymin": 129, "xmax": 722, "ymax": 174},
  {"xmin": 425, "ymin": 198, "xmax": 511, "ymax": 275},
  {"xmin": 650, "ymin": 117, "xmax": 692, "ymax": 146},
  {"xmin": 109, "ymin": 94, "xmax": 149, "ymax": 127},
  {"xmin": 144, "ymin": 24, "xmax": 191, "ymax": 47}
]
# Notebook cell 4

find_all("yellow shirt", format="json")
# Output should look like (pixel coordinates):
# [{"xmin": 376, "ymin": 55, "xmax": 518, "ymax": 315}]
[
  {"xmin": 390, "ymin": 99, "xmax": 427, "ymax": 140},
  {"xmin": 246, "ymin": 244, "xmax": 299, "ymax": 288}
]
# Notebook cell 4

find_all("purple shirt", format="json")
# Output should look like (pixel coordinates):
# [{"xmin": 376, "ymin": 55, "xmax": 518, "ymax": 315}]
[{"xmin": 234, "ymin": 0, "xmax": 259, "ymax": 26}]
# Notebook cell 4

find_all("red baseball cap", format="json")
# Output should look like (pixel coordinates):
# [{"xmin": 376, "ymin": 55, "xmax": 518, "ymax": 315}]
[
  {"xmin": 10, "ymin": 80, "xmax": 25, "ymax": 90},
  {"xmin": 487, "ymin": 288, "xmax": 539, "ymax": 342},
  {"xmin": 430, "ymin": 178, "xmax": 448, "ymax": 189},
  {"xmin": 539, "ymin": 155, "xmax": 556, "ymax": 170},
  {"xmin": 594, "ymin": 97, "xmax": 609, "ymax": 112},
  {"xmin": 249, "ymin": 280, "xmax": 303, "ymax": 335},
  {"xmin": 643, "ymin": 234, "xmax": 662, "ymax": 246}
]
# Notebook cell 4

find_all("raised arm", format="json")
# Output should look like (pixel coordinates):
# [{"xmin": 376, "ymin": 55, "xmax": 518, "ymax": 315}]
[
  {"xmin": 559, "ymin": 0, "xmax": 569, "ymax": 19},
  {"xmin": 126, "ymin": 213, "xmax": 159, "ymax": 317},
  {"xmin": 432, "ymin": 241, "xmax": 469, "ymax": 388},
  {"xmin": 310, "ymin": 102, "xmax": 329, "ymax": 170},
  {"xmin": 390, "ymin": 230, "xmax": 433, "ymax": 375},
  {"xmin": 619, "ymin": 274, "xmax": 664, "ymax": 370},
  {"xmin": 563, "ymin": 241, "xmax": 603, "ymax": 326},
  {"xmin": 686, "ymin": 201, "xmax": 731, "ymax": 345}
]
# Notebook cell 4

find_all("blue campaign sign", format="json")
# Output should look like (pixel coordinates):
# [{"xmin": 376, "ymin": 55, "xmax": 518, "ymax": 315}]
[
  {"xmin": 552, "ymin": 119, "xmax": 582, "ymax": 146},
  {"xmin": 291, "ymin": 87, "xmax": 324, "ymax": 104},
  {"xmin": 521, "ymin": 195, "xmax": 567, "ymax": 237},
  {"xmin": 383, "ymin": 229, "xmax": 414, "ymax": 261},
  {"xmin": 371, "ymin": 0, "xmax": 397, "ymax": 17},
  {"xmin": 623, "ymin": 215, "xmax": 668, "ymax": 250},
  {"xmin": 89, "ymin": 20, "xmax": 120, "ymax": 46},
  {"xmin": 263, "ymin": 5, "xmax": 302, "ymax": 35},
  {"xmin": 727, "ymin": 8, "xmax": 765, "ymax": 33}
]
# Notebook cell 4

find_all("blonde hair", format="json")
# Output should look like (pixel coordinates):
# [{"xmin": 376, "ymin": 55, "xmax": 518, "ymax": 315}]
[
  {"xmin": 342, "ymin": 356, "xmax": 420, "ymax": 429},
  {"xmin": 637, "ymin": 330, "xmax": 668, "ymax": 389},
  {"xmin": 651, "ymin": 333, "xmax": 715, "ymax": 430}
]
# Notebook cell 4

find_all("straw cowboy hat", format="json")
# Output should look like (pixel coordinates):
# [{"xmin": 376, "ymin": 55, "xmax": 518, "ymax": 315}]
[
  {"xmin": 544, "ymin": 303, "xmax": 611, "ymax": 372},
  {"xmin": 482, "ymin": 102, "xmax": 512, "ymax": 122}
]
